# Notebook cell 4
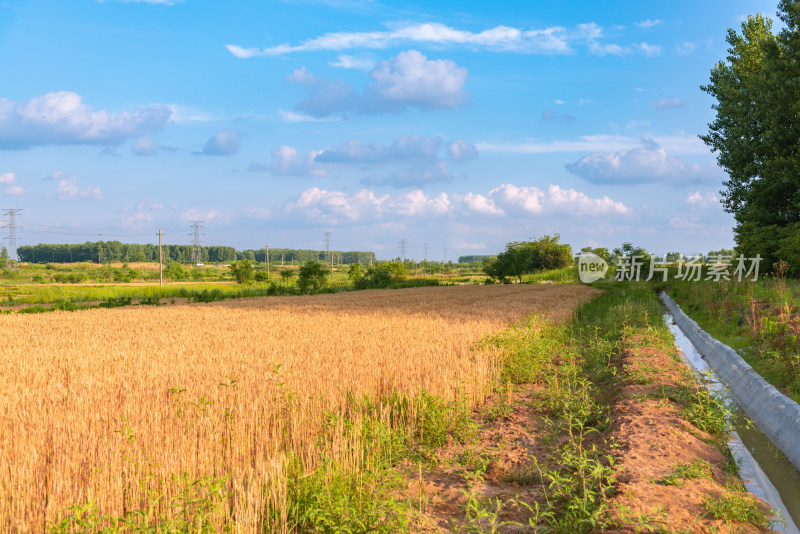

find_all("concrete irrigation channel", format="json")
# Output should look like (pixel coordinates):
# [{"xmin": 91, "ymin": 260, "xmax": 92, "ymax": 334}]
[{"xmin": 661, "ymin": 292, "xmax": 800, "ymax": 533}]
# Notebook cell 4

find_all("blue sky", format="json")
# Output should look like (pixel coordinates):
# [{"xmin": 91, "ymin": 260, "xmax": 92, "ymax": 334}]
[{"xmin": 0, "ymin": 0, "xmax": 781, "ymax": 259}]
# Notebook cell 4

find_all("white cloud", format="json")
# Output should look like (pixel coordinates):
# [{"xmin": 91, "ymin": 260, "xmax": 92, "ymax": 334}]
[
  {"xmin": 544, "ymin": 184, "xmax": 631, "ymax": 215},
  {"xmin": 487, "ymin": 183, "xmax": 544, "ymax": 213},
  {"xmin": 0, "ymin": 92, "xmax": 171, "ymax": 149},
  {"xmin": 263, "ymin": 145, "xmax": 327, "ymax": 177},
  {"xmin": 634, "ymin": 42, "xmax": 662, "ymax": 57},
  {"xmin": 651, "ymin": 97, "xmax": 684, "ymax": 109},
  {"xmin": 453, "ymin": 192, "xmax": 505, "ymax": 216},
  {"xmin": 0, "ymin": 172, "xmax": 24, "ymax": 195},
  {"xmin": 477, "ymin": 134, "xmax": 710, "ymax": 156},
  {"xmin": 132, "ymin": 136, "xmax": 157, "ymax": 156},
  {"xmin": 368, "ymin": 50, "xmax": 468, "ymax": 110},
  {"xmin": 447, "ymin": 140, "xmax": 478, "ymax": 161},
  {"xmin": 686, "ymin": 191, "xmax": 720, "ymax": 208},
  {"xmin": 229, "ymin": 22, "xmax": 663, "ymax": 59},
  {"xmin": 265, "ymin": 182, "xmax": 630, "ymax": 226},
  {"xmin": 287, "ymin": 66, "xmax": 318, "ymax": 84},
  {"xmin": 292, "ymin": 50, "xmax": 469, "ymax": 117},
  {"xmin": 226, "ymin": 22, "xmax": 572, "ymax": 57},
  {"xmin": 565, "ymin": 138, "xmax": 721, "ymax": 185},
  {"xmin": 554, "ymin": 99, "xmax": 566, "ymax": 105},
  {"xmin": 636, "ymin": 19, "xmax": 662, "ymax": 28},
  {"xmin": 316, "ymin": 135, "xmax": 441, "ymax": 163},
  {"xmin": 676, "ymin": 41, "xmax": 697, "ymax": 55},
  {"xmin": 255, "ymin": 136, "xmax": 476, "ymax": 184},
  {"xmin": 180, "ymin": 208, "xmax": 223, "ymax": 222},
  {"xmin": 197, "ymin": 129, "xmax": 241, "ymax": 156},
  {"xmin": 57, "ymin": 177, "xmax": 102, "ymax": 200},
  {"xmin": 329, "ymin": 54, "xmax": 375, "ymax": 70},
  {"xmin": 278, "ymin": 110, "xmax": 342, "ymax": 123}
]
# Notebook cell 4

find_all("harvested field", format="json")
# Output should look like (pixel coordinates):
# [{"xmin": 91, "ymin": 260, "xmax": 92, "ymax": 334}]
[{"xmin": 0, "ymin": 284, "xmax": 599, "ymax": 531}]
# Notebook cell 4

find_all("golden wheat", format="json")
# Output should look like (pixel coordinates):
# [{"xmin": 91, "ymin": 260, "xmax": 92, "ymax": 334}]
[{"xmin": 0, "ymin": 284, "xmax": 598, "ymax": 531}]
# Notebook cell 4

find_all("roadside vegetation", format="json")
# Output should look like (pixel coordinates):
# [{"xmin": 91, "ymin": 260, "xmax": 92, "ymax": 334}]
[{"xmin": 667, "ymin": 262, "xmax": 800, "ymax": 402}]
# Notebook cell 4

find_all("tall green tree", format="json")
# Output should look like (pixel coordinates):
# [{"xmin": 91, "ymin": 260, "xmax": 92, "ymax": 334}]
[
  {"xmin": 483, "ymin": 235, "xmax": 573, "ymax": 283},
  {"xmin": 701, "ymin": 3, "xmax": 800, "ymax": 274},
  {"xmin": 297, "ymin": 260, "xmax": 328, "ymax": 292}
]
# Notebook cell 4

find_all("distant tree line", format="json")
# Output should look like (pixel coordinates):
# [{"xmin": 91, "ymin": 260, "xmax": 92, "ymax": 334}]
[
  {"xmin": 17, "ymin": 241, "xmax": 375, "ymax": 265},
  {"xmin": 458, "ymin": 255, "xmax": 495, "ymax": 263}
]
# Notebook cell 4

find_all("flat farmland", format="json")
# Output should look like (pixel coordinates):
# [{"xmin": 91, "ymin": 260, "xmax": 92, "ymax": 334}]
[{"xmin": 0, "ymin": 284, "xmax": 599, "ymax": 532}]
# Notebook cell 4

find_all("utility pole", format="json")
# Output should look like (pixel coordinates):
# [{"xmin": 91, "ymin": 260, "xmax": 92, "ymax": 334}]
[
  {"xmin": 265, "ymin": 241, "xmax": 270, "ymax": 278},
  {"xmin": 323, "ymin": 231, "xmax": 333, "ymax": 282},
  {"xmin": 190, "ymin": 221, "xmax": 203, "ymax": 265},
  {"xmin": 158, "ymin": 229, "xmax": 163, "ymax": 286},
  {"xmin": 399, "ymin": 239, "xmax": 407, "ymax": 263},
  {"xmin": 2, "ymin": 209, "xmax": 22, "ymax": 262}
]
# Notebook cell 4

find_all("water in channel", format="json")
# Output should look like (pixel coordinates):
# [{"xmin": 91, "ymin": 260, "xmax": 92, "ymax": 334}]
[{"xmin": 664, "ymin": 313, "xmax": 800, "ymax": 527}]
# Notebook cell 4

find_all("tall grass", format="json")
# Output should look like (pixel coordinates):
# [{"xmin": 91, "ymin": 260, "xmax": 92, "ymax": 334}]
[{"xmin": 0, "ymin": 284, "xmax": 599, "ymax": 531}]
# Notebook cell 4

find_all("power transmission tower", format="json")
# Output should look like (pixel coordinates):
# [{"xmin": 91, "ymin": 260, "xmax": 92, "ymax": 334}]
[
  {"xmin": 399, "ymin": 239, "xmax": 407, "ymax": 262},
  {"xmin": 2, "ymin": 209, "xmax": 22, "ymax": 262},
  {"xmin": 265, "ymin": 241, "xmax": 270, "ymax": 278},
  {"xmin": 190, "ymin": 221, "xmax": 204, "ymax": 264},
  {"xmin": 424, "ymin": 242, "xmax": 429, "ymax": 275},
  {"xmin": 323, "ymin": 231, "xmax": 333, "ymax": 281}
]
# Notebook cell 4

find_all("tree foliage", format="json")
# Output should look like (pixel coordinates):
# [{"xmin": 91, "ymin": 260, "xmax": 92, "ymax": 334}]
[
  {"xmin": 229, "ymin": 260, "xmax": 254, "ymax": 284},
  {"xmin": 483, "ymin": 235, "xmax": 573, "ymax": 283},
  {"xmin": 701, "ymin": 3, "xmax": 800, "ymax": 274},
  {"xmin": 297, "ymin": 261, "xmax": 328, "ymax": 292},
  {"xmin": 352, "ymin": 261, "xmax": 408, "ymax": 289}
]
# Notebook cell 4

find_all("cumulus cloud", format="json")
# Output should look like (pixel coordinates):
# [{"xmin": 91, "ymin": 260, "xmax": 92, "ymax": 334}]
[
  {"xmin": 292, "ymin": 50, "xmax": 469, "ymax": 117},
  {"xmin": 0, "ymin": 172, "xmax": 24, "ymax": 195},
  {"xmin": 197, "ymin": 129, "xmax": 242, "ymax": 156},
  {"xmin": 252, "ymin": 136, "xmax": 477, "ymax": 185},
  {"xmin": 452, "ymin": 192, "xmax": 505, "ymax": 216},
  {"xmin": 564, "ymin": 138, "xmax": 721, "ymax": 185},
  {"xmin": 263, "ymin": 145, "xmax": 326, "ymax": 177},
  {"xmin": 57, "ymin": 177, "xmax": 102, "ymax": 200},
  {"xmin": 0, "ymin": 92, "xmax": 171, "ymax": 149},
  {"xmin": 651, "ymin": 97, "xmax": 685, "ymax": 109},
  {"xmin": 686, "ymin": 191, "xmax": 720, "ymax": 208},
  {"xmin": 278, "ymin": 183, "xmax": 630, "ymax": 224}
]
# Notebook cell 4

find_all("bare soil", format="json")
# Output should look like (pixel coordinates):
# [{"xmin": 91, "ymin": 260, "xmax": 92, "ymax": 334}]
[{"xmin": 407, "ymin": 333, "xmax": 772, "ymax": 533}]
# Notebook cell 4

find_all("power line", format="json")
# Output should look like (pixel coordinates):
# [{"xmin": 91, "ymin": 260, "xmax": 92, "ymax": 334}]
[{"xmin": 2, "ymin": 209, "xmax": 22, "ymax": 261}]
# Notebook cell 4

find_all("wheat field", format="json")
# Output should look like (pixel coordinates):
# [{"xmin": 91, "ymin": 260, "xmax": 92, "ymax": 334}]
[{"xmin": 0, "ymin": 284, "xmax": 598, "ymax": 532}]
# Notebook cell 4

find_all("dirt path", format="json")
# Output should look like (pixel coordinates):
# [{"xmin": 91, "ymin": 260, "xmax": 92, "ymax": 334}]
[{"xmin": 407, "ymin": 324, "xmax": 773, "ymax": 532}]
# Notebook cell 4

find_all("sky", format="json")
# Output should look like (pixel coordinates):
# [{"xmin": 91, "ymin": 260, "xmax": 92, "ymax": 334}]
[{"xmin": 0, "ymin": 0, "xmax": 783, "ymax": 260}]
